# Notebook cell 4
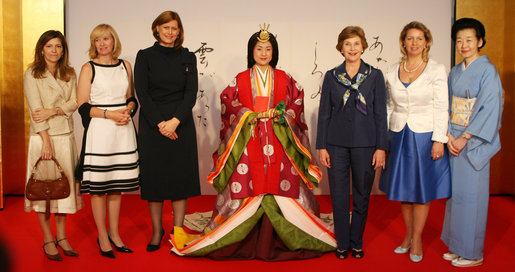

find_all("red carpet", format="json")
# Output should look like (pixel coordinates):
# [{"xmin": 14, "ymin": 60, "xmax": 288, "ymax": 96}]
[{"xmin": 0, "ymin": 195, "xmax": 514, "ymax": 272}]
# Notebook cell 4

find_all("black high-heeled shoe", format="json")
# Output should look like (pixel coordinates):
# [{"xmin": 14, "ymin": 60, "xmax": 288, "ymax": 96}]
[
  {"xmin": 108, "ymin": 235, "xmax": 133, "ymax": 253},
  {"xmin": 351, "ymin": 248, "xmax": 365, "ymax": 259},
  {"xmin": 97, "ymin": 238, "xmax": 115, "ymax": 258},
  {"xmin": 335, "ymin": 248, "xmax": 348, "ymax": 260},
  {"xmin": 146, "ymin": 228, "xmax": 165, "ymax": 252}
]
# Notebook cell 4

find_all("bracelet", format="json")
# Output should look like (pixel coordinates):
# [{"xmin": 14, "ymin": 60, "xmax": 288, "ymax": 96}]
[
  {"xmin": 461, "ymin": 134, "xmax": 471, "ymax": 140},
  {"xmin": 103, "ymin": 109, "xmax": 107, "ymax": 119}
]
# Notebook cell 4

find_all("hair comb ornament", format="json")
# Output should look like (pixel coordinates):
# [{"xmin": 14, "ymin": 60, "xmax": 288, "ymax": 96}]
[{"xmin": 257, "ymin": 23, "xmax": 270, "ymax": 42}]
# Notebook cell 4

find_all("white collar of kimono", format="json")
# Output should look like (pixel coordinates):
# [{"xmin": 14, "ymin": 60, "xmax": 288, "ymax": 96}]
[{"xmin": 253, "ymin": 65, "xmax": 271, "ymax": 97}]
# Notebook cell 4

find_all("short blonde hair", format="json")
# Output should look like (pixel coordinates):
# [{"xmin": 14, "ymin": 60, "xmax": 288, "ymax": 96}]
[
  {"xmin": 336, "ymin": 26, "xmax": 369, "ymax": 52},
  {"xmin": 399, "ymin": 21, "xmax": 433, "ymax": 61},
  {"xmin": 88, "ymin": 24, "xmax": 122, "ymax": 59}
]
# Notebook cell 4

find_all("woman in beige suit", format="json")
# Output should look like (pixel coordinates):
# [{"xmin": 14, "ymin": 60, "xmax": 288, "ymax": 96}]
[{"xmin": 24, "ymin": 30, "xmax": 83, "ymax": 261}]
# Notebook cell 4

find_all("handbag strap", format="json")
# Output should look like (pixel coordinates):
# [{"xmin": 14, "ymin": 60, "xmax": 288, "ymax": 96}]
[{"xmin": 30, "ymin": 157, "xmax": 66, "ymax": 180}]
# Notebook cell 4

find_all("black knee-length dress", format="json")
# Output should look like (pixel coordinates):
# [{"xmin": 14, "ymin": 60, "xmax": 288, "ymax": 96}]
[{"xmin": 134, "ymin": 42, "xmax": 200, "ymax": 201}]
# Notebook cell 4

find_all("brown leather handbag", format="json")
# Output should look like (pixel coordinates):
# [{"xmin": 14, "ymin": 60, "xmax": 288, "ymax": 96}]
[{"xmin": 25, "ymin": 157, "xmax": 70, "ymax": 218}]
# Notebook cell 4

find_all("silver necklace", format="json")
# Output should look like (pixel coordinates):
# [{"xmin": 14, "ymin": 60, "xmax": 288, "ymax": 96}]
[{"xmin": 403, "ymin": 60, "xmax": 424, "ymax": 73}]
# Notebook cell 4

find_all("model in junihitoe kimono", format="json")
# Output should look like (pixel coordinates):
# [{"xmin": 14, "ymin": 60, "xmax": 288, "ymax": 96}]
[
  {"xmin": 440, "ymin": 18, "xmax": 503, "ymax": 268},
  {"xmin": 170, "ymin": 25, "xmax": 336, "ymax": 260}
]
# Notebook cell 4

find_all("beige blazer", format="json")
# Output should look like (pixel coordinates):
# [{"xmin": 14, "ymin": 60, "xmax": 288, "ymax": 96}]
[
  {"xmin": 386, "ymin": 59, "xmax": 449, "ymax": 143},
  {"xmin": 24, "ymin": 68, "xmax": 77, "ymax": 136}
]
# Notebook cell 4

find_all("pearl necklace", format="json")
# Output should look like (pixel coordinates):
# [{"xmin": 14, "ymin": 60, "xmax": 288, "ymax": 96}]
[{"xmin": 403, "ymin": 60, "xmax": 424, "ymax": 73}]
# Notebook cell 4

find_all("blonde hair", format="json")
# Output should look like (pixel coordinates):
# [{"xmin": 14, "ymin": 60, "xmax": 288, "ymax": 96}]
[
  {"xmin": 88, "ymin": 24, "xmax": 122, "ymax": 59},
  {"xmin": 399, "ymin": 21, "xmax": 433, "ymax": 62}
]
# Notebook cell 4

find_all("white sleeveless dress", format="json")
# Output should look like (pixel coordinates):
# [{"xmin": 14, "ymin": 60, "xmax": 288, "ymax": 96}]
[{"xmin": 80, "ymin": 60, "xmax": 139, "ymax": 194}]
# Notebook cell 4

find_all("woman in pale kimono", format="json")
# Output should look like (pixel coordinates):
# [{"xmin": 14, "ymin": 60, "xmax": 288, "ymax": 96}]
[
  {"xmin": 170, "ymin": 25, "xmax": 336, "ymax": 260},
  {"xmin": 441, "ymin": 18, "xmax": 503, "ymax": 268}
]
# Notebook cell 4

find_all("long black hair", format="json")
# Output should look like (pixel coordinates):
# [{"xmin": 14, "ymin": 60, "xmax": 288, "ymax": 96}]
[{"xmin": 247, "ymin": 31, "xmax": 279, "ymax": 68}]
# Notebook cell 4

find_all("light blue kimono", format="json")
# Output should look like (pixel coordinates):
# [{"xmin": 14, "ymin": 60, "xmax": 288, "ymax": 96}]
[{"xmin": 441, "ymin": 55, "xmax": 503, "ymax": 260}]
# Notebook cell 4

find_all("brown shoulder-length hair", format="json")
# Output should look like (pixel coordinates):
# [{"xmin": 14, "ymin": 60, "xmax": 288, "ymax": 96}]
[
  {"xmin": 152, "ymin": 11, "xmax": 184, "ymax": 48},
  {"xmin": 336, "ymin": 26, "xmax": 369, "ymax": 53},
  {"xmin": 29, "ymin": 30, "xmax": 74, "ymax": 81},
  {"xmin": 399, "ymin": 21, "xmax": 433, "ymax": 61},
  {"xmin": 88, "ymin": 24, "xmax": 122, "ymax": 59}
]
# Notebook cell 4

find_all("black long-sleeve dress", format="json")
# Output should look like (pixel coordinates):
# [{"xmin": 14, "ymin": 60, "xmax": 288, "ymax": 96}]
[{"xmin": 134, "ymin": 42, "xmax": 200, "ymax": 201}]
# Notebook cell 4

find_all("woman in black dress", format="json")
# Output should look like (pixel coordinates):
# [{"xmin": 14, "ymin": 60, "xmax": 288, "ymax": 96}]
[{"xmin": 134, "ymin": 10, "xmax": 200, "ymax": 251}]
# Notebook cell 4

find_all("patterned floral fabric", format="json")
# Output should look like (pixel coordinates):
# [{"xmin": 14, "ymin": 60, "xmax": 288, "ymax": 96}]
[
  {"xmin": 450, "ymin": 95, "xmax": 476, "ymax": 127},
  {"xmin": 333, "ymin": 65, "xmax": 371, "ymax": 115},
  {"xmin": 208, "ymin": 67, "xmax": 321, "ymax": 197},
  {"xmin": 170, "ymin": 68, "xmax": 334, "ymax": 257}
]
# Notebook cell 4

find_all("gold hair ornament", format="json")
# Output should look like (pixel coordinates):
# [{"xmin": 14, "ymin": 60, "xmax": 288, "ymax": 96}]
[{"xmin": 257, "ymin": 23, "xmax": 270, "ymax": 42}]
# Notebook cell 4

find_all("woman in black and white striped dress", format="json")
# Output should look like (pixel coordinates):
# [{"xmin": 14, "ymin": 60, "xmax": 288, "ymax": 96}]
[{"xmin": 76, "ymin": 24, "xmax": 139, "ymax": 258}]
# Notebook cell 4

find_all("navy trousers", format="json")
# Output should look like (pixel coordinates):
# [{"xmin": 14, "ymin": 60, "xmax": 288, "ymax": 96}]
[{"xmin": 327, "ymin": 145, "xmax": 376, "ymax": 250}]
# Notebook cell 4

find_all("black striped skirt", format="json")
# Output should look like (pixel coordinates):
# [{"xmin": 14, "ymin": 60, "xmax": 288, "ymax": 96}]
[{"xmin": 80, "ymin": 105, "xmax": 139, "ymax": 194}]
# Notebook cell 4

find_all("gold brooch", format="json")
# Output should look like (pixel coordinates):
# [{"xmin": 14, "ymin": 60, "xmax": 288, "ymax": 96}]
[{"xmin": 257, "ymin": 23, "xmax": 270, "ymax": 42}]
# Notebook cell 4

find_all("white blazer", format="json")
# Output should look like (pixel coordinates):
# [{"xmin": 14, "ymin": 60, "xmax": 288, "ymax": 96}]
[
  {"xmin": 24, "ymin": 68, "xmax": 77, "ymax": 136},
  {"xmin": 386, "ymin": 59, "xmax": 449, "ymax": 143}
]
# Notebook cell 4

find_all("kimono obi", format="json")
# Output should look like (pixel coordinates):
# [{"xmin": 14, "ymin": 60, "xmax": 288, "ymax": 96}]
[{"xmin": 450, "ymin": 95, "xmax": 476, "ymax": 127}]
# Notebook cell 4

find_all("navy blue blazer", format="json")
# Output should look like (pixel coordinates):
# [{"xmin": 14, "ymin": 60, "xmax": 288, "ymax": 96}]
[{"xmin": 316, "ymin": 60, "xmax": 388, "ymax": 150}]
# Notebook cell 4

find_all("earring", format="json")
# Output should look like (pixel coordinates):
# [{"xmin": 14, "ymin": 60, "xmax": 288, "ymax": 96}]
[{"xmin": 157, "ymin": 33, "xmax": 160, "ymax": 37}]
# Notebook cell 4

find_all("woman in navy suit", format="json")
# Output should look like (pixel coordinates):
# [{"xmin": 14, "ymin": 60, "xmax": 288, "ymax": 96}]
[{"xmin": 316, "ymin": 26, "xmax": 388, "ymax": 260}]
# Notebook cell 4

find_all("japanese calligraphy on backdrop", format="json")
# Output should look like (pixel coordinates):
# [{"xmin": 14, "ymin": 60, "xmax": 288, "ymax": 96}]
[{"xmin": 66, "ymin": 0, "xmax": 452, "ymax": 194}]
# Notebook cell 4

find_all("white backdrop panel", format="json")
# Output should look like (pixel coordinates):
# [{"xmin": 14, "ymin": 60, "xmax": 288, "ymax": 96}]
[{"xmin": 66, "ymin": 0, "xmax": 452, "ymax": 194}]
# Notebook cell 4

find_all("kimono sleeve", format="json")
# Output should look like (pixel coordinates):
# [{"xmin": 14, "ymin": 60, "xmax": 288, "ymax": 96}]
[
  {"xmin": 284, "ymin": 74, "xmax": 307, "ymax": 131},
  {"xmin": 465, "ymin": 64, "xmax": 503, "ymax": 146},
  {"xmin": 219, "ymin": 77, "xmax": 252, "ymax": 139}
]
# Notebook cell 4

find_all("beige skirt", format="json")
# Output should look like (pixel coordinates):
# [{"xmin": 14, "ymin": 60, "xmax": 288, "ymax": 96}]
[{"xmin": 24, "ymin": 132, "xmax": 84, "ymax": 214}]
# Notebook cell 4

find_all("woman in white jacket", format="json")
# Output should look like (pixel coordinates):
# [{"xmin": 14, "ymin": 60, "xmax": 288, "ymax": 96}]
[{"xmin": 380, "ymin": 21, "xmax": 451, "ymax": 263}]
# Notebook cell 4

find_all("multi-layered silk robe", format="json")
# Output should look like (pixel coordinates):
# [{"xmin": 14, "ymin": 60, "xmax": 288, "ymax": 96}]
[{"xmin": 170, "ymin": 67, "xmax": 336, "ymax": 259}]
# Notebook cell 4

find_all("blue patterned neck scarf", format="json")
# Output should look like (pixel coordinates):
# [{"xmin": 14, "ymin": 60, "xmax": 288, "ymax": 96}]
[{"xmin": 333, "ymin": 64, "xmax": 371, "ymax": 115}]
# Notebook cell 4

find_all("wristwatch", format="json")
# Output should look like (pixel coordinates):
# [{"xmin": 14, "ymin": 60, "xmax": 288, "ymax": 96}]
[{"xmin": 461, "ymin": 134, "xmax": 471, "ymax": 140}]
